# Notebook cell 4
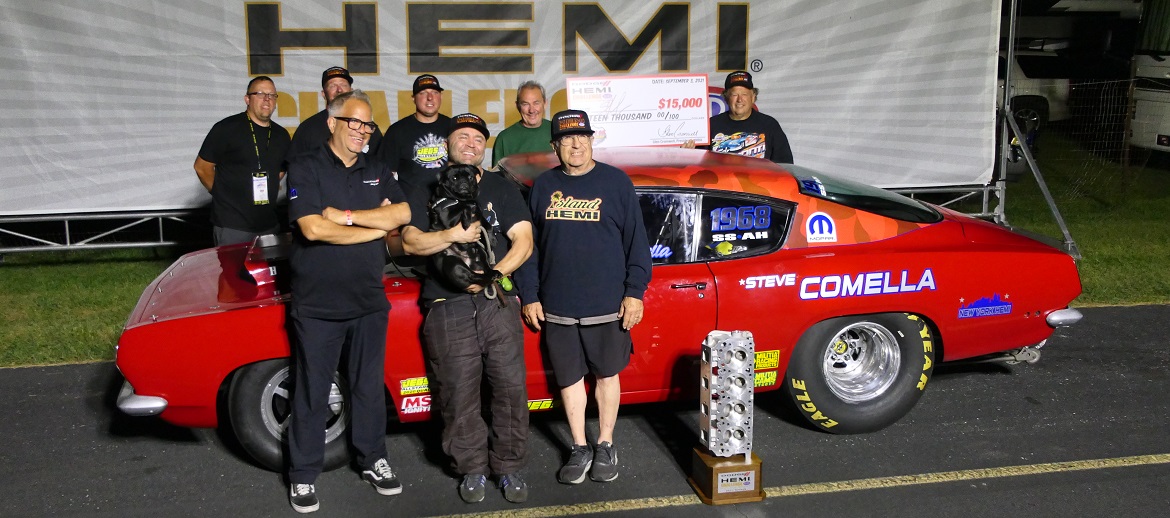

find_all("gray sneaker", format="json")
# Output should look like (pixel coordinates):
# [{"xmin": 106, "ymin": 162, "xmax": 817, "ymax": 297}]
[
  {"xmin": 557, "ymin": 443, "xmax": 593, "ymax": 484},
  {"xmin": 289, "ymin": 483, "xmax": 319, "ymax": 513},
  {"xmin": 499, "ymin": 473, "xmax": 528, "ymax": 503},
  {"xmin": 459, "ymin": 473, "xmax": 487, "ymax": 503},
  {"xmin": 590, "ymin": 441, "xmax": 619, "ymax": 482}
]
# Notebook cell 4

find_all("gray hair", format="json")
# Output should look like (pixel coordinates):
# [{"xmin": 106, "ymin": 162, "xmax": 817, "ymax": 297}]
[
  {"xmin": 327, "ymin": 89, "xmax": 371, "ymax": 116},
  {"xmin": 721, "ymin": 87, "xmax": 760, "ymax": 102},
  {"xmin": 516, "ymin": 80, "xmax": 546, "ymax": 102}
]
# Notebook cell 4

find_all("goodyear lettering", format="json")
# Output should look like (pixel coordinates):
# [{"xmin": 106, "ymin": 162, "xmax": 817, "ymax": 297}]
[
  {"xmin": 911, "ymin": 314, "xmax": 934, "ymax": 391},
  {"xmin": 789, "ymin": 378, "xmax": 838, "ymax": 428},
  {"xmin": 401, "ymin": 395, "xmax": 431, "ymax": 415},
  {"xmin": 799, "ymin": 269, "xmax": 936, "ymax": 300},
  {"xmin": 754, "ymin": 371, "xmax": 777, "ymax": 387},
  {"xmin": 754, "ymin": 350, "xmax": 779, "ymax": 370},
  {"xmin": 399, "ymin": 376, "xmax": 429, "ymax": 395}
]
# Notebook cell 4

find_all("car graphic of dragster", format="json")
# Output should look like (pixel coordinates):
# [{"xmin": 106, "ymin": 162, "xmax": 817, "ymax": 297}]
[{"xmin": 712, "ymin": 132, "xmax": 761, "ymax": 154}]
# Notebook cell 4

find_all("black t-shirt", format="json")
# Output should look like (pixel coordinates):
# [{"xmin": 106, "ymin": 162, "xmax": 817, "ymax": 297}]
[
  {"xmin": 288, "ymin": 109, "xmax": 384, "ymax": 160},
  {"xmin": 378, "ymin": 114, "xmax": 452, "ymax": 197},
  {"xmin": 198, "ymin": 112, "xmax": 291, "ymax": 232},
  {"xmin": 287, "ymin": 144, "xmax": 407, "ymax": 319},
  {"xmin": 406, "ymin": 169, "xmax": 531, "ymax": 303},
  {"xmin": 708, "ymin": 110, "xmax": 794, "ymax": 164}
]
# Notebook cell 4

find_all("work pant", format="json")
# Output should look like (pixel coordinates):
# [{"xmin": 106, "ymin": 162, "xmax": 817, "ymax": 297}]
[
  {"xmin": 422, "ymin": 294, "xmax": 528, "ymax": 476},
  {"xmin": 288, "ymin": 308, "xmax": 389, "ymax": 484}
]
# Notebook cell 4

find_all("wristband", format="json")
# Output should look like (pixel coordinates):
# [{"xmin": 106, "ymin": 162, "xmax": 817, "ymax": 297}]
[{"xmin": 345, "ymin": 210, "xmax": 353, "ymax": 226}]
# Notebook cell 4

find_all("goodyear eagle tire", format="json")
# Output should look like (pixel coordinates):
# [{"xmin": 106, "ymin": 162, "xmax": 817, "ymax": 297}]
[
  {"xmin": 784, "ymin": 313, "xmax": 934, "ymax": 434},
  {"xmin": 227, "ymin": 359, "xmax": 350, "ymax": 472}
]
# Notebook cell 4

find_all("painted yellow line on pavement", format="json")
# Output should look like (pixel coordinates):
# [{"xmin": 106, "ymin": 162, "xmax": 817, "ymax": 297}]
[{"xmin": 430, "ymin": 453, "xmax": 1170, "ymax": 518}]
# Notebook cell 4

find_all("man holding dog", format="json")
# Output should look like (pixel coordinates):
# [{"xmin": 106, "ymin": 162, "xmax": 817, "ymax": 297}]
[
  {"xmin": 519, "ymin": 110, "xmax": 652, "ymax": 485},
  {"xmin": 401, "ymin": 113, "xmax": 535, "ymax": 504},
  {"xmin": 285, "ymin": 90, "xmax": 412, "ymax": 513}
]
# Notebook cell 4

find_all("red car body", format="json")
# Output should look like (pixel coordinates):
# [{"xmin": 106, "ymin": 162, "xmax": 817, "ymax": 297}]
[{"xmin": 116, "ymin": 148, "xmax": 1081, "ymax": 463}]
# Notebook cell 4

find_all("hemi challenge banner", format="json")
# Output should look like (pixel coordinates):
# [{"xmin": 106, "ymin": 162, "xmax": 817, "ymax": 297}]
[{"xmin": 0, "ymin": 0, "xmax": 999, "ymax": 215}]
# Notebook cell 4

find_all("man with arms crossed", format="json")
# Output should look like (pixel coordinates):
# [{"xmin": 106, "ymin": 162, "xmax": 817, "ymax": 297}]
[
  {"xmin": 519, "ymin": 110, "xmax": 652, "ymax": 484},
  {"xmin": 401, "ymin": 113, "xmax": 535, "ymax": 504},
  {"xmin": 285, "ymin": 90, "xmax": 411, "ymax": 513}
]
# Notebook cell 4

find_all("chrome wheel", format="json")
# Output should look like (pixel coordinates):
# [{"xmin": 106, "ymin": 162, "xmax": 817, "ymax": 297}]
[
  {"xmin": 821, "ymin": 322, "xmax": 901, "ymax": 404},
  {"xmin": 258, "ymin": 366, "xmax": 348, "ymax": 444}
]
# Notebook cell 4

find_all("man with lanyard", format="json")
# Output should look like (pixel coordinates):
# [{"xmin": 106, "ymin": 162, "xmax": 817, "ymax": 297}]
[
  {"xmin": 289, "ymin": 66, "xmax": 384, "ymax": 159},
  {"xmin": 519, "ymin": 110, "xmax": 652, "ymax": 485},
  {"xmin": 683, "ymin": 70, "xmax": 793, "ymax": 164},
  {"xmin": 285, "ymin": 90, "xmax": 412, "ymax": 513},
  {"xmin": 378, "ymin": 74, "xmax": 451, "ymax": 197},
  {"xmin": 401, "ymin": 113, "xmax": 534, "ymax": 504},
  {"xmin": 490, "ymin": 80, "xmax": 552, "ymax": 167},
  {"xmin": 195, "ymin": 75, "xmax": 291, "ymax": 245}
]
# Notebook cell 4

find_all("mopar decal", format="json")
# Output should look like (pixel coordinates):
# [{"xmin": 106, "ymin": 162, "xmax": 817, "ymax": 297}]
[
  {"xmin": 806, "ymin": 212, "xmax": 837, "ymax": 243},
  {"xmin": 958, "ymin": 294, "xmax": 1012, "ymax": 319},
  {"xmin": 799, "ymin": 269, "xmax": 935, "ymax": 300}
]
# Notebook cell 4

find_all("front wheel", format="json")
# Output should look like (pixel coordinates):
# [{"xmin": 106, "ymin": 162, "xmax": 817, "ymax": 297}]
[
  {"xmin": 784, "ymin": 313, "xmax": 935, "ymax": 434},
  {"xmin": 227, "ymin": 359, "xmax": 351, "ymax": 472}
]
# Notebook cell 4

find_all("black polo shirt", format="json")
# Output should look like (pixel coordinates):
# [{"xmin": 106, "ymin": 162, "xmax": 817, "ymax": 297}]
[
  {"xmin": 406, "ymin": 169, "xmax": 531, "ymax": 303},
  {"xmin": 288, "ymin": 143, "xmax": 407, "ymax": 319},
  {"xmin": 198, "ymin": 112, "xmax": 291, "ymax": 232}
]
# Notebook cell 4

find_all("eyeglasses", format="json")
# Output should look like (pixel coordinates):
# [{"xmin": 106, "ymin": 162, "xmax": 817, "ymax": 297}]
[
  {"xmin": 555, "ymin": 134, "xmax": 591, "ymax": 146},
  {"xmin": 334, "ymin": 116, "xmax": 379, "ymax": 134},
  {"xmin": 247, "ymin": 92, "xmax": 279, "ymax": 100}
]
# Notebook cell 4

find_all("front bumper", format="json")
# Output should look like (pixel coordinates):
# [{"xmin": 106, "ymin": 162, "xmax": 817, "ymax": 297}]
[{"xmin": 116, "ymin": 381, "xmax": 168, "ymax": 416}]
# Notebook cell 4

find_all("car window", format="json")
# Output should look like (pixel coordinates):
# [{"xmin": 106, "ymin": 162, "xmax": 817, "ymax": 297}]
[
  {"xmin": 788, "ymin": 166, "xmax": 941, "ymax": 223},
  {"xmin": 697, "ymin": 192, "xmax": 792, "ymax": 261},
  {"xmin": 640, "ymin": 191, "xmax": 699, "ymax": 265}
]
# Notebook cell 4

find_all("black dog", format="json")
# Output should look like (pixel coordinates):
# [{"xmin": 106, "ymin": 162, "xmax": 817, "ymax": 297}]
[{"xmin": 428, "ymin": 164, "xmax": 501, "ymax": 292}]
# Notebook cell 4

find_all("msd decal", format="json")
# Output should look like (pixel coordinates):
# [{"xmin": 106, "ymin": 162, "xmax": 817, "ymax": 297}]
[
  {"xmin": 799, "ymin": 269, "xmax": 936, "ymax": 300},
  {"xmin": 401, "ymin": 395, "xmax": 431, "ymax": 415}
]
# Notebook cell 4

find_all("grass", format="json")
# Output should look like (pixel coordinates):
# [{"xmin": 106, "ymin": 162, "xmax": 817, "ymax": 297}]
[
  {"xmin": 0, "ymin": 249, "xmax": 174, "ymax": 367},
  {"xmin": 0, "ymin": 135, "xmax": 1166, "ymax": 367}
]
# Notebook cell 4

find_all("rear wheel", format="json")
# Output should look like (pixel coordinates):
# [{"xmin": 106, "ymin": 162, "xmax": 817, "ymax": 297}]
[
  {"xmin": 227, "ymin": 359, "xmax": 350, "ymax": 472},
  {"xmin": 784, "ymin": 313, "xmax": 935, "ymax": 434}
]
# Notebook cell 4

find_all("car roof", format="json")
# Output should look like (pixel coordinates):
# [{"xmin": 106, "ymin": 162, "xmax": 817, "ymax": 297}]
[{"xmin": 497, "ymin": 147, "xmax": 803, "ymax": 200}]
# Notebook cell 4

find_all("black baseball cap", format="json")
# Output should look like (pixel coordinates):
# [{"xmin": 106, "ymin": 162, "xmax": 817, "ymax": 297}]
[
  {"xmin": 413, "ymin": 74, "xmax": 443, "ymax": 95},
  {"xmin": 550, "ymin": 109, "xmax": 594, "ymax": 141},
  {"xmin": 321, "ymin": 66, "xmax": 353, "ymax": 89},
  {"xmin": 450, "ymin": 113, "xmax": 490, "ymax": 139},
  {"xmin": 725, "ymin": 70, "xmax": 754, "ymax": 90}
]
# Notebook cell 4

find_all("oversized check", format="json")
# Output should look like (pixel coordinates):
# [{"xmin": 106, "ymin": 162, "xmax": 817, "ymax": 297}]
[{"xmin": 566, "ymin": 74, "xmax": 709, "ymax": 147}]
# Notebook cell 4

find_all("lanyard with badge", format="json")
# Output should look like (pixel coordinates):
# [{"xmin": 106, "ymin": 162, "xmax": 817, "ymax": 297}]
[{"xmin": 249, "ymin": 120, "xmax": 271, "ymax": 205}]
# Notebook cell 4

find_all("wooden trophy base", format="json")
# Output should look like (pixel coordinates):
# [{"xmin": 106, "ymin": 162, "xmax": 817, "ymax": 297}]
[{"xmin": 687, "ymin": 447, "xmax": 765, "ymax": 505}]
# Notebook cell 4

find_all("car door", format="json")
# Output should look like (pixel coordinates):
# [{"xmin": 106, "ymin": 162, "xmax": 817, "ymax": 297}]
[{"xmin": 623, "ymin": 189, "xmax": 718, "ymax": 400}]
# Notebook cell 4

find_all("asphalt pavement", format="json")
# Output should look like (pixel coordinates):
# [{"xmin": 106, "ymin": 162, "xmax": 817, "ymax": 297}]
[{"xmin": 3, "ymin": 305, "xmax": 1169, "ymax": 517}]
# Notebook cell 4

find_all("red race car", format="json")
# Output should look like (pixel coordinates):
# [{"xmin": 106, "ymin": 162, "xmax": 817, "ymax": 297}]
[{"xmin": 116, "ymin": 148, "xmax": 1082, "ymax": 471}]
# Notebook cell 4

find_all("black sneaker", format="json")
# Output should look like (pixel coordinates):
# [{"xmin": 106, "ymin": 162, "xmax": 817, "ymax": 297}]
[
  {"xmin": 557, "ymin": 444, "xmax": 593, "ymax": 484},
  {"xmin": 499, "ymin": 473, "xmax": 528, "ymax": 503},
  {"xmin": 590, "ymin": 441, "xmax": 619, "ymax": 482},
  {"xmin": 361, "ymin": 458, "xmax": 403, "ymax": 495},
  {"xmin": 289, "ymin": 483, "xmax": 319, "ymax": 513},
  {"xmin": 459, "ymin": 474, "xmax": 487, "ymax": 503}
]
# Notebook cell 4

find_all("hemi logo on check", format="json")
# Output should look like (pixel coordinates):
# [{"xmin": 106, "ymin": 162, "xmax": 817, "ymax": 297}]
[{"xmin": 806, "ymin": 212, "xmax": 836, "ymax": 243}]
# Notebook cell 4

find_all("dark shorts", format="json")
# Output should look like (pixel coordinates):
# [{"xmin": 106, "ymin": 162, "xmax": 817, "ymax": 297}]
[{"xmin": 545, "ymin": 320, "xmax": 633, "ymax": 387}]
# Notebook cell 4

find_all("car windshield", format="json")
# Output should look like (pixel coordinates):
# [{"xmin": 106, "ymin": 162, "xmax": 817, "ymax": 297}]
[{"xmin": 786, "ymin": 165, "xmax": 941, "ymax": 223}]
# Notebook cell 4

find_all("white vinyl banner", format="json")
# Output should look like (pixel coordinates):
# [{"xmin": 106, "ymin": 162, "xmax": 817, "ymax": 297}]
[{"xmin": 0, "ymin": 0, "xmax": 999, "ymax": 216}]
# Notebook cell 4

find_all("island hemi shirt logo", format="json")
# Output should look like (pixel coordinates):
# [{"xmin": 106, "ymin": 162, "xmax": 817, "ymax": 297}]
[{"xmin": 545, "ymin": 191, "xmax": 602, "ymax": 221}]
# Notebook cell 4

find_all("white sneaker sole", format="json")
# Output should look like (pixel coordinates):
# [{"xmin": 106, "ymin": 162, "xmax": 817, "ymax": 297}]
[
  {"xmin": 291, "ymin": 501, "xmax": 319, "ymax": 513},
  {"xmin": 559, "ymin": 460, "xmax": 592, "ymax": 484}
]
